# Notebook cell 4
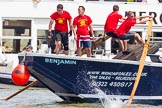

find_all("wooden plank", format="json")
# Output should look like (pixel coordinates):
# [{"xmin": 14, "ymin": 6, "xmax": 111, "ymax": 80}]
[
  {"xmin": 113, "ymin": 45, "xmax": 142, "ymax": 60},
  {"xmin": 134, "ymin": 44, "xmax": 160, "ymax": 61},
  {"xmin": 123, "ymin": 47, "xmax": 143, "ymax": 60},
  {"xmin": 113, "ymin": 44, "xmax": 159, "ymax": 61},
  {"xmin": 148, "ymin": 44, "xmax": 160, "ymax": 54}
]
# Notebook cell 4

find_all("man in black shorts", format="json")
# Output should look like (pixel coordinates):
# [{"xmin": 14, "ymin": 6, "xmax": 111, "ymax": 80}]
[
  {"xmin": 116, "ymin": 11, "xmax": 152, "ymax": 54},
  {"xmin": 48, "ymin": 4, "xmax": 72, "ymax": 55}
]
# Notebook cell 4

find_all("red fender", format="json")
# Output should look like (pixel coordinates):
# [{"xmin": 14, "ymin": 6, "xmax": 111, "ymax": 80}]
[{"xmin": 12, "ymin": 64, "xmax": 30, "ymax": 86}]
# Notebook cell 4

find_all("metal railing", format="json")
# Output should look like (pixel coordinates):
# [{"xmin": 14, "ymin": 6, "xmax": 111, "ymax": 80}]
[{"xmin": 150, "ymin": 37, "xmax": 162, "ymax": 43}]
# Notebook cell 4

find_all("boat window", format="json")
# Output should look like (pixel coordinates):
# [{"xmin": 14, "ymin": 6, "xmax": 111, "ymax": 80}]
[
  {"xmin": 159, "ymin": 0, "xmax": 162, "ymax": 2},
  {"xmin": 151, "ymin": 32, "xmax": 162, "ymax": 44},
  {"xmin": 2, "ymin": 20, "xmax": 31, "ymax": 37},
  {"xmin": 37, "ymin": 30, "xmax": 49, "ymax": 50},
  {"xmin": 2, "ymin": 19, "xmax": 31, "ymax": 53},
  {"xmin": 2, "ymin": 39, "xmax": 31, "ymax": 53}
]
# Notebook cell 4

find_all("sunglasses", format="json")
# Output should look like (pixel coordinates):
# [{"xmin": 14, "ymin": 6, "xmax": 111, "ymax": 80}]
[{"xmin": 57, "ymin": 9, "xmax": 62, "ymax": 11}]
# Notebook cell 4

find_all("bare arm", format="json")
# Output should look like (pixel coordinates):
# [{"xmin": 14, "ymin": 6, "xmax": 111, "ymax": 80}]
[
  {"xmin": 73, "ymin": 25, "xmax": 77, "ymax": 36},
  {"xmin": 136, "ymin": 15, "xmax": 152, "ymax": 20},
  {"xmin": 136, "ymin": 18, "xmax": 152, "ymax": 24},
  {"xmin": 89, "ymin": 24, "xmax": 95, "ymax": 39},
  {"xmin": 68, "ymin": 19, "xmax": 73, "ymax": 30},
  {"xmin": 48, "ymin": 19, "xmax": 54, "ymax": 38},
  {"xmin": 48, "ymin": 19, "xmax": 54, "ymax": 32},
  {"xmin": 73, "ymin": 25, "xmax": 77, "ymax": 40},
  {"xmin": 119, "ymin": 17, "xmax": 127, "ymax": 23}
]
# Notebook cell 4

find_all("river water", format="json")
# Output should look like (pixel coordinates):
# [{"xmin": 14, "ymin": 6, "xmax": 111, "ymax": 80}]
[{"xmin": 0, "ymin": 84, "xmax": 161, "ymax": 108}]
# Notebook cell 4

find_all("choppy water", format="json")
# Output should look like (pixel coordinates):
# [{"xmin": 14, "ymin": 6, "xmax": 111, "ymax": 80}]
[{"xmin": 0, "ymin": 85, "xmax": 162, "ymax": 108}]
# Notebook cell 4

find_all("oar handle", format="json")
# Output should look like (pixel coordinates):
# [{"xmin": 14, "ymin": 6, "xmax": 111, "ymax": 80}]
[{"xmin": 4, "ymin": 80, "xmax": 39, "ymax": 101}]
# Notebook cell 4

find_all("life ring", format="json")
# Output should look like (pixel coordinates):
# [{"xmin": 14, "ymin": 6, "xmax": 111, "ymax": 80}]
[
  {"xmin": 69, "ymin": 36, "xmax": 76, "ymax": 51},
  {"xmin": 68, "ymin": 36, "xmax": 76, "ymax": 55},
  {"xmin": 69, "ymin": 39, "xmax": 76, "ymax": 51}
]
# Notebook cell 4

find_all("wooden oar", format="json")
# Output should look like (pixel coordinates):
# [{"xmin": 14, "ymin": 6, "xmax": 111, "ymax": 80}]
[
  {"xmin": 3, "ymin": 80, "xmax": 39, "ymax": 101},
  {"xmin": 127, "ymin": 20, "xmax": 153, "ymax": 106}
]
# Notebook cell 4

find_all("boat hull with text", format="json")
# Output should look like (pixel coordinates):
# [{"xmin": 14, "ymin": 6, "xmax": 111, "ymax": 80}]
[{"xmin": 18, "ymin": 53, "xmax": 162, "ymax": 105}]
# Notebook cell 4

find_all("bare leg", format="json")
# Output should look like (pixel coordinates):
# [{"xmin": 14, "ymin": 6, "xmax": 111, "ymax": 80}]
[
  {"xmin": 86, "ymin": 48, "xmax": 91, "ymax": 57},
  {"xmin": 123, "ymin": 40, "xmax": 128, "ymax": 51},
  {"xmin": 135, "ymin": 33, "xmax": 144, "ymax": 45},
  {"xmin": 55, "ymin": 41, "xmax": 62, "ymax": 54},
  {"xmin": 118, "ymin": 40, "xmax": 124, "ymax": 52},
  {"xmin": 77, "ymin": 48, "xmax": 82, "ymax": 56}
]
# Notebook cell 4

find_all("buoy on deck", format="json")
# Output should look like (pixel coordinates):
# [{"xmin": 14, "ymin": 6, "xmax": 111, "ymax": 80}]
[{"xmin": 11, "ymin": 64, "xmax": 30, "ymax": 86}]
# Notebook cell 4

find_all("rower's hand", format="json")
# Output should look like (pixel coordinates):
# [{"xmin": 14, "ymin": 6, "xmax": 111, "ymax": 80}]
[
  {"xmin": 48, "ymin": 31, "xmax": 53, "ymax": 39},
  {"xmin": 149, "ymin": 17, "xmax": 153, "ymax": 21},
  {"xmin": 149, "ymin": 15, "xmax": 153, "ymax": 18},
  {"xmin": 74, "ymin": 35, "xmax": 77, "ymax": 40},
  {"xmin": 69, "ymin": 30, "xmax": 72, "ymax": 36},
  {"xmin": 92, "ymin": 35, "xmax": 95, "ymax": 40},
  {"xmin": 148, "ymin": 16, "xmax": 153, "ymax": 21}
]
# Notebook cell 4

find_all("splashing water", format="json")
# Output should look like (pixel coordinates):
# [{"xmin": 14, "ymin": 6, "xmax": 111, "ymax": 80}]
[{"xmin": 95, "ymin": 88, "xmax": 125, "ymax": 108}]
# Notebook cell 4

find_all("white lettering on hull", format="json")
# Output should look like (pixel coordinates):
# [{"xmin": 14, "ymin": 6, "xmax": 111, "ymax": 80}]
[{"xmin": 87, "ymin": 71, "xmax": 148, "ymax": 88}]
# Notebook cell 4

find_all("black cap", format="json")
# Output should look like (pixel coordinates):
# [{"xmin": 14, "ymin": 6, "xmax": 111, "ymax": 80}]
[{"xmin": 57, "ymin": 4, "xmax": 63, "ymax": 9}]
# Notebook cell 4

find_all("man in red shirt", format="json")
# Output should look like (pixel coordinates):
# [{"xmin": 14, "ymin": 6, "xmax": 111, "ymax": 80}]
[
  {"xmin": 73, "ymin": 6, "xmax": 95, "ymax": 57},
  {"xmin": 48, "ymin": 4, "xmax": 72, "ymax": 55},
  {"xmin": 104, "ymin": 5, "xmax": 126, "ymax": 54},
  {"xmin": 104, "ymin": 5, "xmax": 125, "ymax": 38},
  {"xmin": 116, "ymin": 11, "xmax": 152, "ymax": 54}
]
